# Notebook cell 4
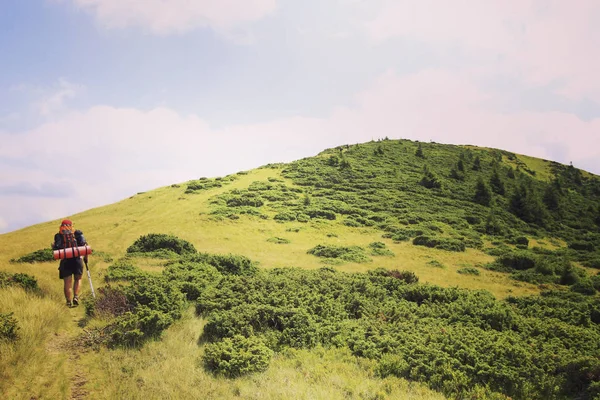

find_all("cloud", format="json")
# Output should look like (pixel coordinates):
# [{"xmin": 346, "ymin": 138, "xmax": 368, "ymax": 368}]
[
  {"xmin": 1, "ymin": 68, "xmax": 599, "ymax": 233},
  {"xmin": 365, "ymin": 1, "xmax": 600, "ymax": 102},
  {"xmin": 10, "ymin": 78, "xmax": 84, "ymax": 118},
  {"xmin": 36, "ymin": 78, "xmax": 85, "ymax": 117},
  {"xmin": 0, "ymin": 182, "xmax": 73, "ymax": 198},
  {"xmin": 65, "ymin": 0, "xmax": 278, "ymax": 35}
]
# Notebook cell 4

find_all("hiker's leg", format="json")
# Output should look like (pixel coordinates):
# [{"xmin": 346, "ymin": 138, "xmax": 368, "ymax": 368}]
[
  {"xmin": 64, "ymin": 275, "xmax": 73, "ymax": 301},
  {"xmin": 73, "ymin": 274, "xmax": 82, "ymax": 298}
]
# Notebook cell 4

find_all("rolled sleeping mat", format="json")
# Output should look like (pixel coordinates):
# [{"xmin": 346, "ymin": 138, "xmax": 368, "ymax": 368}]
[{"xmin": 53, "ymin": 245, "xmax": 93, "ymax": 260}]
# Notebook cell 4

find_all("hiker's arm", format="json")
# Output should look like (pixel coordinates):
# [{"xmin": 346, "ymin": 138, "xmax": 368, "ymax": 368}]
[{"xmin": 51, "ymin": 234, "xmax": 61, "ymax": 250}]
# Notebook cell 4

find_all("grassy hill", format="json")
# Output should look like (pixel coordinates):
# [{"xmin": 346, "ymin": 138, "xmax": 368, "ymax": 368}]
[{"xmin": 1, "ymin": 138, "xmax": 599, "ymax": 399}]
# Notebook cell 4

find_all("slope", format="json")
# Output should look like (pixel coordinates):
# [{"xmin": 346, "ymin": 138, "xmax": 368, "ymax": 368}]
[{"xmin": 1, "ymin": 138, "xmax": 599, "ymax": 400}]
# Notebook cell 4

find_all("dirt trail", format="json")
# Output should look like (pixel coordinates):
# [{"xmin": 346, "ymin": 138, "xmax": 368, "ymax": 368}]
[{"xmin": 46, "ymin": 308, "xmax": 90, "ymax": 400}]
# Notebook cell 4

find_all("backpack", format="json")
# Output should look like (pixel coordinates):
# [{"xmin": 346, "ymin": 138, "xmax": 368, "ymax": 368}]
[{"xmin": 53, "ymin": 229, "xmax": 86, "ymax": 250}]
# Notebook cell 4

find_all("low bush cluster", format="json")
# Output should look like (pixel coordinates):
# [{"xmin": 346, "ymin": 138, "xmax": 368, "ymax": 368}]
[
  {"xmin": 10, "ymin": 248, "xmax": 54, "ymax": 263},
  {"xmin": 457, "ymin": 267, "xmax": 481, "ymax": 276},
  {"xmin": 126, "ymin": 233, "xmax": 197, "ymax": 256},
  {"xmin": 307, "ymin": 244, "xmax": 371, "ymax": 263},
  {"xmin": 203, "ymin": 335, "xmax": 273, "ymax": 377},
  {"xmin": 412, "ymin": 235, "xmax": 466, "ymax": 252},
  {"xmin": 193, "ymin": 265, "xmax": 600, "ymax": 399},
  {"xmin": 0, "ymin": 272, "xmax": 39, "ymax": 291},
  {"xmin": 0, "ymin": 312, "xmax": 19, "ymax": 341}
]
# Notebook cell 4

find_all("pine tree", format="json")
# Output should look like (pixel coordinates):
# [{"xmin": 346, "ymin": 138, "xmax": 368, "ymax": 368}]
[
  {"xmin": 415, "ymin": 143, "xmax": 425, "ymax": 158},
  {"xmin": 510, "ymin": 182, "xmax": 547, "ymax": 226},
  {"xmin": 472, "ymin": 156, "xmax": 481, "ymax": 171},
  {"xmin": 420, "ymin": 165, "xmax": 441, "ymax": 189},
  {"xmin": 473, "ymin": 177, "xmax": 492, "ymax": 206},
  {"xmin": 490, "ymin": 169, "xmax": 505, "ymax": 195}
]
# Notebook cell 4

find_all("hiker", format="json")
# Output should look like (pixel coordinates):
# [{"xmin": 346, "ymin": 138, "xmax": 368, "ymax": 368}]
[{"xmin": 52, "ymin": 219, "xmax": 88, "ymax": 307}]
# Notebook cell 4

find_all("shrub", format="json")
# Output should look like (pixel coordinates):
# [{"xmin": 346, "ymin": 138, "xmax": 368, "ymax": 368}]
[
  {"xmin": 203, "ymin": 335, "xmax": 273, "ymax": 377},
  {"xmin": 369, "ymin": 242, "xmax": 395, "ymax": 256},
  {"xmin": 427, "ymin": 260, "xmax": 446, "ymax": 269},
  {"xmin": 226, "ymin": 193, "xmax": 264, "ymax": 207},
  {"xmin": 0, "ymin": 312, "xmax": 19, "ymax": 341},
  {"xmin": 307, "ymin": 245, "xmax": 371, "ymax": 263},
  {"xmin": 10, "ymin": 248, "xmax": 54, "ymax": 263},
  {"xmin": 267, "ymin": 237, "xmax": 290, "ymax": 244},
  {"xmin": 582, "ymin": 258, "xmax": 600, "ymax": 269},
  {"xmin": 0, "ymin": 272, "xmax": 39, "ymax": 291},
  {"xmin": 305, "ymin": 208, "xmax": 336, "ymax": 220},
  {"xmin": 569, "ymin": 241, "xmax": 595, "ymax": 252},
  {"xmin": 496, "ymin": 251, "xmax": 537, "ymax": 271},
  {"xmin": 412, "ymin": 236, "xmax": 466, "ymax": 252},
  {"xmin": 457, "ymin": 267, "xmax": 481, "ymax": 276},
  {"xmin": 182, "ymin": 253, "xmax": 258, "ymax": 275},
  {"xmin": 386, "ymin": 270, "xmax": 419, "ymax": 283},
  {"xmin": 273, "ymin": 212, "xmax": 296, "ymax": 222},
  {"xmin": 511, "ymin": 236, "xmax": 529, "ymax": 246},
  {"xmin": 126, "ymin": 233, "xmax": 197, "ymax": 255},
  {"xmin": 570, "ymin": 279, "xmax": 597, "ymax": 295},
  {"xmin": 105, "ymin": 261, "xmax": 144, "ymax": 282},
  {"xmin": 296, "ymin": 213, "xmax": 310, "ymax": 223},
  {"xmin": 85, "ymin": 285, "xmax": 131, "ymax": 318}
]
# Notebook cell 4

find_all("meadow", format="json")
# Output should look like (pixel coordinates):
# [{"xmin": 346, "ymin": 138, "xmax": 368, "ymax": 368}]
[{"xmin": 1, "ymin": 138, "xmax": 599, "ymax": 399}]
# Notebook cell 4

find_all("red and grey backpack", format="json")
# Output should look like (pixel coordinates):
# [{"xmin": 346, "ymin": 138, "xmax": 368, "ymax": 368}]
[{"xmin": 53, "ymin": 219, "xmax": 86, "ymax": 250}]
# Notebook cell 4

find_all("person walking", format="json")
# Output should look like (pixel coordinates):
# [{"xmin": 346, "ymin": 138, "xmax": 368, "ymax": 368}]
[{"xmin": 52, "ymin": 219, "xmax": 88, "ymax": 307}]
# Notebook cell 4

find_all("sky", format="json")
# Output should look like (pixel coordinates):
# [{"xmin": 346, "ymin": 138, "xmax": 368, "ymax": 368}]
[{"xmin": 1, "ymin": 0, "xmax": 599, "ymax": 233}]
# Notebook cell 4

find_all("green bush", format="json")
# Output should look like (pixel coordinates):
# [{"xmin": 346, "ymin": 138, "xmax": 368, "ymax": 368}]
[
  {"xmin": 457, "ymin": 267, "xmax": 481, "ymax": 276},
  {"xmin": 412, "ymin": 236, "xmax": 466, "ymax": 252},
  {"xmin": 105, "ymin": 260, "xmax": 144, "ymax": 282},
  {"xmin": 307, "ymin": 245, "xmax": 371, "ymax": 263},
  {"xmin": 496, "ymin": 251, "xmax": 537, "ymax": 271},
  {"xmin": 582, "ymin": 258, "xmax": 600, "ymax": 269},
  {"xmin": 107, "ymin": 276, "xmax": 186, "ymax": 347},
  {"xmin": 386, "ymin": 269, "xmax": 419, "ymax": 283},
  {"xmin": 10, "ymin": 248, "xmax": 54, "ymax": 263},
  {"xmin": 273, "ymin": 212, "xmax": 296, "ymax": 222},
  {"xmin": 267, "ymin": 237, "xmax": 290, "ymax": 244},
  {"xmin": 305, "ymin": 208, "xmax": 336, "ymax": 220},
  {"xmin": 203, "ymin": 335, "xmax": 273, "ymax": 377},
  {"xmin": 0, "ymin": 272, "xmax": 39, "ymax": 291},
  {"xmin": 0, "ymin": 312, "xmax": 19, "ymax": 341},
  {"xmin": 369, "ymin": 242, "xmax": 394, "ymax": 256},
  {"xmin": 570, "ymin": 279, "xmax": 597, "ymax": 295},
  {"xmin": 126, "ymin": 233, "xmax": 197, "ymax": 255},
  {"xmin": 182, "ymin": 253, "xmax": 258, "ymax": 275}
]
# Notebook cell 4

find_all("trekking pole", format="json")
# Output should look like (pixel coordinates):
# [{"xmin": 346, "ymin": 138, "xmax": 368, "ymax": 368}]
[{"xmin": 83, "ymin": 257, "xmax": 96, "ymax": 298}]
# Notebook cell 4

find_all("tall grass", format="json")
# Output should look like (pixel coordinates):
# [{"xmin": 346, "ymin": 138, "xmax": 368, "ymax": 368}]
[
  {"xmin": 0, "ymin": 287, "xmax": 72, "ymax": 399},
  {"xmin": 81, "ymin": 308, "xmax": 444, "ymax": 400}
]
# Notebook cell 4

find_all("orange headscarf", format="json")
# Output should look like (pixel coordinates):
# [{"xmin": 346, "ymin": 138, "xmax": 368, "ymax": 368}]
[{"xmin": 59, "ymin": 219, "xmax": 73, "ymax": 234}]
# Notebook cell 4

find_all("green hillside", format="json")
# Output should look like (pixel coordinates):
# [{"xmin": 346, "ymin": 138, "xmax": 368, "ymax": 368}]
[{"xmin": 1, "ymin": 138, "xmax": 599, "ymax": 399}]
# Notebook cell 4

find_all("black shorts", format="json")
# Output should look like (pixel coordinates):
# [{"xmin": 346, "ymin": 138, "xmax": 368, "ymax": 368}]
[{"xmin": 58, "ymin": 258, "xmax": 84, "ymax": 279}]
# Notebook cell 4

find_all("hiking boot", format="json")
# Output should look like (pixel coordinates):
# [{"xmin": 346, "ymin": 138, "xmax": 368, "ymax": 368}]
[
  {"xmin": 66, "ymin": 300, "xmax": 72, "ymax": 308},
  {"xmin": 72, "ymin": 296, "xmax": 79, "ymax": 306}
]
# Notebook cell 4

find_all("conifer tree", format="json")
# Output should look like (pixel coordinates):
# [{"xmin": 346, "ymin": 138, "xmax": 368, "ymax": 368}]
[
  {"xmin": 473, "ymin": 177, "xmax": 492, "ymax": 206},
  {"xmin": 490, "ymin": 169, "xmax": 505, "ymax": 195},
  {"xmin": 415, "ymin": 143, "xmax": 425, "ymax": 158}
]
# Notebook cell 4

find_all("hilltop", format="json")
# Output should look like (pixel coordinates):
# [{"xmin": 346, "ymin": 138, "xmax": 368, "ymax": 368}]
[{"xmin": 1, "ymin": 138, "xmax": 599, "ymax": 399}]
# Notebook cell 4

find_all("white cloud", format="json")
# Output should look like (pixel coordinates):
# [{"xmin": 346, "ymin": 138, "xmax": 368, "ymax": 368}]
[
  {"xmin": 66, "ymin": 0, "xmax": 278, "ymax": 35},
  {"xmin": 1, "ymin": 68, "xmax": 599, "ymax": 233},
  {"xmin": 365, "ymin": 1, "xmax": 600, "ymax": 102},
  {"xmin": 9, "ymin": 78, "xmax": 84, "ymax": 118},
  {"xmin": 36, "ymin": 78, "xmax": 84, "ymax": 117}
]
